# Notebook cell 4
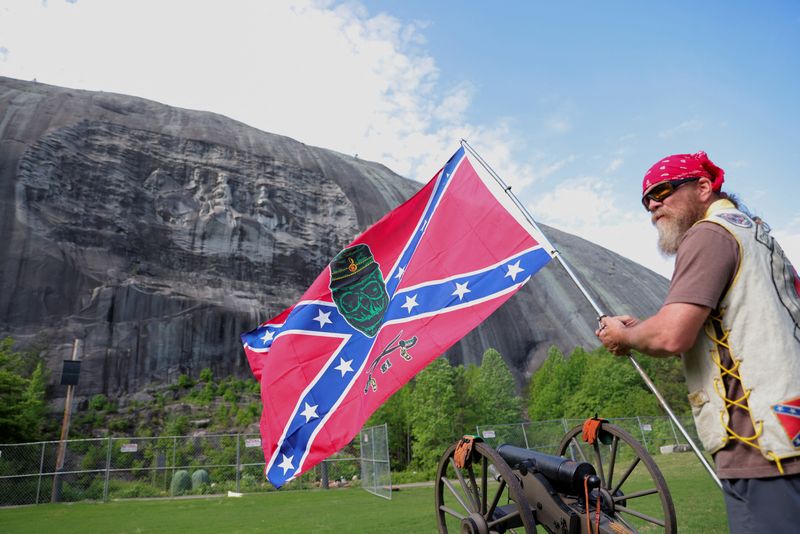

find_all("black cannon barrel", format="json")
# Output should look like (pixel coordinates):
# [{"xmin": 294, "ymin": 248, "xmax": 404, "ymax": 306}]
[{"xmin": 496, "ymin": 444, "xmax": 596, "ymax": 495}]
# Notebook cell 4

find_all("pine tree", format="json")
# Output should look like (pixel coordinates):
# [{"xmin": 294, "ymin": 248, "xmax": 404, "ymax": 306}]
[
  {"xmin": 0, "ymin": 338, "xmax": 49, "ymax": 443},
  {"xmin": 469, "ymin": 349, "xmax": 522, "ymax": 425},
  {"xmin": 408, "ymin": 357, "xmax": 458, "ymax": 471}
]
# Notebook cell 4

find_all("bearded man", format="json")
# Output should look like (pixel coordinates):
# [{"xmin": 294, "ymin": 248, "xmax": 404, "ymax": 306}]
[{"xmin": 596, "ymin": 151, "xmax": 800, "ymax": 533}]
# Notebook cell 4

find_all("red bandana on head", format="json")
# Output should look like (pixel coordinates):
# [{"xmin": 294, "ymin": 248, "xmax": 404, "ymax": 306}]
[{"xmin": 642, "ymin": 151, "xmax": 725, "ymax": 195}]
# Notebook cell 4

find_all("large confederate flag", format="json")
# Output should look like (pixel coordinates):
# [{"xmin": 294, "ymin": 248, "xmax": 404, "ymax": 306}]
[{"xmin": 241, "ymin": 146, "xmax": 554, "ymax": 488}]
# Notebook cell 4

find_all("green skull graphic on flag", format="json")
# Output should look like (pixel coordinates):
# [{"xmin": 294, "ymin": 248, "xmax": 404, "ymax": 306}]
[{"xmin": 329, "ymin": 244, "xmax": 389, "ymax": 338}]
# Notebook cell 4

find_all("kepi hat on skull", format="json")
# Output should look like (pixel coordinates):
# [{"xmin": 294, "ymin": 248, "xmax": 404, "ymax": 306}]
[{"xmin": 330, "ymin": 244, "xmax": 381, "ymax": 288}]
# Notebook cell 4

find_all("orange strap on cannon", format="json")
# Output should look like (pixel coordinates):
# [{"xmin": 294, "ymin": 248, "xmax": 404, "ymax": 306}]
[
  {"xmin": 454, "ymin": 436, "xmax": 477, "ymax": 469},
  {"xmin": 582, "ymin": 416, "xmax": 608, "ymax": 445}
]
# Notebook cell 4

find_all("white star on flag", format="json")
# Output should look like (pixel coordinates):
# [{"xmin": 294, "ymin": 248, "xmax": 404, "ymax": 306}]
[
  {"xmin": 505, "ymin": 261, "xmax": 524, "ymax": 281},
  {"xmin": 394, "ymin": 266, "xmax": 406, "ymax": 280},
  {"xmin": 313, "ymin": 309, "xmax": 332, "ymax": 328},
  {"xmin": 260, "ymin": 330, "xmax": 274, "ymax": 343},
  {"xmin": 401, "ymin": 294, "xmax": 419, "ymax": 313},
  {"xmin": 452, "ymin": 281, "xmax": 471, "ymax": 301},
  {"xmin": 300, "ymin": 402, "xmax": 319, "ymax": 422},
  {"xmin": 278, "ymin": 454, "xmax": 294, "ymax": 475},
  {"xmin": 335, "ymin": 357, "xmax": 354, "ymax": 377}
]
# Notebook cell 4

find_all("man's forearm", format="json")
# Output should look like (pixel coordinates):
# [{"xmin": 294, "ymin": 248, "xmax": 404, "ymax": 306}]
[
  {"xmin": 598, "ymin": 303, "xmax": 711, "ymax": 358},
  {"xmin": 618, "ymin": 318, "xmax": 686, "ymax": 357}
]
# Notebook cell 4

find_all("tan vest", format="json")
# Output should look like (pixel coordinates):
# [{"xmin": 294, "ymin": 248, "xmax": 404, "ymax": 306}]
[{"xmin": 683, "ymin": 200, "xmax": 800, "ymax": 466}]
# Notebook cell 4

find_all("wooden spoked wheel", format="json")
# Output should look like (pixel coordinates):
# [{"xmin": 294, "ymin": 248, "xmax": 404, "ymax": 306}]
[
  {"xmin": 558, "ymin": 423, "xmax": 677, "ymax": 533},
  {"xmin": 435, "ymin": 440, "xmax": 536, "ymax": 533}
]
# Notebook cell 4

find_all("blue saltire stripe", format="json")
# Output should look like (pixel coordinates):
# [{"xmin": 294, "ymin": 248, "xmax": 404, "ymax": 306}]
[{"xmin": 384, "ymin": 147, "xmax": 465, "ymax": 297}]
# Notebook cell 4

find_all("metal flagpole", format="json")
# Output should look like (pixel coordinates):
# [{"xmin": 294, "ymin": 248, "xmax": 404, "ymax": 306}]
[{"xmin": 460, "ymin": 139, "xmax": 723, "ymax": 490}]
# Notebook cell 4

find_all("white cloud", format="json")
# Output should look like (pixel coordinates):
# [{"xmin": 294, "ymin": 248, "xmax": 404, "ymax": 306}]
[
  {"xmin": 432, "ymin": 83, "xmax": 473, "ymax": 123},
  {"xmin": 528, "ymin": 179, "xmax": 800, "ymax": 280},
  {"xmin": 0, "ymin": 0, "xmax": 696, "ymax": 281},
  {"xmin": 528, "ymin": 179, "xmax": 675, "ymax": 278},
  {"xmin": 0, "ymin": 0, "xmax": 610, "ymax": 200},
  {"xmin": 0, "ymin": 0, "xmax": 540, "ymax": 183},
  {"xmin": 658, "ymin": 119, "xmax": 703, "ymax": 139},
  {"xmin": 727, "ymin": 159, "xmax": 748, "ymax": 169},
  {"xmin": 604, "ymin": 157, "xmax": 623, "ymax": 174},
  {"xmin": 0, "ymin": 1, "xmax": 582, "ymax": 223},
  {"xmin": 544, "ymin": 114, "xmax": 572, "ymax": 135}
]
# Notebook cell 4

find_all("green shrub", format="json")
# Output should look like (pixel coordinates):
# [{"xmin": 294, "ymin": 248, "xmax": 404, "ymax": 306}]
[
  {"xmin": 199, "ymin": 368, "xmax": 213, "ymax": 383},
  {"xmin": 177, "ymin": 374, "xmax": 194, "ymax": 389},
  {"xmin": 113, "ymin": 480, "xmax": 162, "ymax": 498},
  {"xmin": 391, "ymin": 468, "xmax": 434, "ymax": 484},
  {"xmin": 84, "ymin": 476, "xmax": 105, "ymax": 500},
  {"xmin": 235, "ymin": 402, "xmax": 261, "ymax": 426},
  {"xmin": 135, "ymin": 424, "xmax": 154, "ymax": 438},
  {"xmin": 88, "ymin": 394, "xmax": 109, "ymax": 411},
  {"xmin": 239, "ymin": 473, "xmax": 259, "ymax": 491},
  {"xmin": 79, "ymin": 444, "xmax": 106, "ymax": 471},
  {"xmin": 170, "ymin": 470, "xmax": 191, "ymax": 496},
  {"xmin": 191, "ymin": 469, "xmax": 211, "ymax": 491},
  {"xmin": 246, "ymin": 379, "xmax": 260, "ymax": 394},
  {"xmin": 198, "ymin": 382, "xmax": 216, "ymax": 403},
  {"xmin": 164, "ymin": 414, "xmax": 190, "ymax": 436},
  {"xmin": 108, "ymin": 417, "xmax": 132, "ymax": 433}
]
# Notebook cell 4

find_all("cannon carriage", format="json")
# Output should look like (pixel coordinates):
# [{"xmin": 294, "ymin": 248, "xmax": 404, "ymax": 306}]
[{"xmin": 435, "ymin": 421, "xmax": 676, "ymax": 534}]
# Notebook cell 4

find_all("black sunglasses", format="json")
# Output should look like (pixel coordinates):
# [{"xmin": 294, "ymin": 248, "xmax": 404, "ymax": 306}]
[{"xmin": 641, "ymin": 177, "xmax": 700, "ymax": 210}]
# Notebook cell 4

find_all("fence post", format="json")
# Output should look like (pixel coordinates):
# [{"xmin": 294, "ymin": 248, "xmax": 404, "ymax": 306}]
[
  {"xmin": 170, "ymin": 436, "xmax": 177, "ymax": 496},
  {"xmin": 371, "ymin": 426, "xmax": 377, "ymax": 490},
  {"xmin": 636, "ymin": 416, "xmax": 649, "ymax": 450},
  {"xmin": 521, "ymin": 423, "xmax": 530, "ymax": 449},
  {"xmin": 667, "ymin": 416, "xmax": 680, "ymax": 444},
  {"xmin": 36, "ymin": 442, "xmax": 46, "ymax": 504},
  {"xmin": 103, "ymin": 437, "xmax": 112, "ymax": 502},
  {"xmin": 235, "ymin": 434, "xmax": 241, "ymax": 493},
  {"xmin": 319, "ymin": 459, "xmax": 329, "ymax": 489},
  {"xmin": 561, "ymin": 419, "xmax": 575, "ymax": 461},
  {"xmin": 382, "ymin": 423, "xmax": 390, "ymax": 493}
]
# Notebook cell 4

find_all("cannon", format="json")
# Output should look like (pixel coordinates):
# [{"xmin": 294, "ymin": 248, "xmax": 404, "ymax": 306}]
[{"xmin": 435, "ymin": 422, "xmax": 676, "ymax": 533}]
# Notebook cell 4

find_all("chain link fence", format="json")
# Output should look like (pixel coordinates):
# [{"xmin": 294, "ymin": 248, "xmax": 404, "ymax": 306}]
[
  {"xmin": 0, "ymin": 426, "xmax": 389, "ymax": 507},
  {"xmin": 2, "ymin": 416, "xmax": 695, "ymax": 507},
  {"xmin": 476, "ymin": 415, "xmax": 700, "ymax": 456},
  {"xmin": 360, "ymin": 424, "xmax": 391, "ymax": 500}
]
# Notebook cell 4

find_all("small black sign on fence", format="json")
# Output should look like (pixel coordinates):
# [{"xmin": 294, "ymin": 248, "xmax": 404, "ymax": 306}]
[{"xmin": 60, "ymin": 360, "xmax": 81, "ymax": 386}]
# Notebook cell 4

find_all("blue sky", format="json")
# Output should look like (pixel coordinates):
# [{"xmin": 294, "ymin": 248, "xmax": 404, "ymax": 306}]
[{"xmin": 1, "ymin": 0, "xmax": 798, "ymax": 277}]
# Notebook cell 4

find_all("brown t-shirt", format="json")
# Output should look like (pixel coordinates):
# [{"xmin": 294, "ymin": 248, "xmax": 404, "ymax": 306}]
[{"xmin": 665, "ymin": 221, "xmax": 800, "ymax": 478}]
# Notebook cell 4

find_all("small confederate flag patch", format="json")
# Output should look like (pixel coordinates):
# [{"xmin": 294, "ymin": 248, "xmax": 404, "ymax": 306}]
[{"xmin": 772, "ymin": 397, "xmax": 800, "ymax": 448}]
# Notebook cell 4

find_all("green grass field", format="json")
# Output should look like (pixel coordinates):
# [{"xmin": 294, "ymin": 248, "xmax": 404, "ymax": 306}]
[{"xmin": 0, "ymin": 453, "xmax": 727, "ymax": 533}]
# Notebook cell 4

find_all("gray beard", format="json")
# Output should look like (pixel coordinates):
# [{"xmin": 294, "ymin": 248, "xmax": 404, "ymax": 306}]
[{"xmin": 654, "ymin": 206, "xmax": 705, "ymax": 256}]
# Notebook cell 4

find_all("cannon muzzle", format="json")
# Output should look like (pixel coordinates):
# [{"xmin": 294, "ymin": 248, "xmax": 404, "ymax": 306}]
[{"xmin": 496, "ymin": 444, "xmax": 597, "ymax": 495}]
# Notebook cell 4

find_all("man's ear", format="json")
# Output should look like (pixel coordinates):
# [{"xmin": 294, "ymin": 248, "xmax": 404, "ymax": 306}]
[{"xmin": 696, "ymin": 177, "xmax": 714, "ymax": 202}]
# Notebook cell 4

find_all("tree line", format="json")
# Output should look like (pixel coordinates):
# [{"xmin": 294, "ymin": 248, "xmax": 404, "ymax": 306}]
[
  {"xmin": 368, "ymin": 345, "xmax": 689, "ymax": 475},
  {"xmin": 0, "ymin": 338, "xmax": 48, "ymax": 443},
  {"xmin": 1, "ymin": 335, "xmax": 690, "ymax": 480}
]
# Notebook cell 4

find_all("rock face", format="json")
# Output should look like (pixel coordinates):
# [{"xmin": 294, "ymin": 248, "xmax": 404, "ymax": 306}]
[{"xmin": 0, "ymin": 77, "xmax": 669, "ymax": 402}]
